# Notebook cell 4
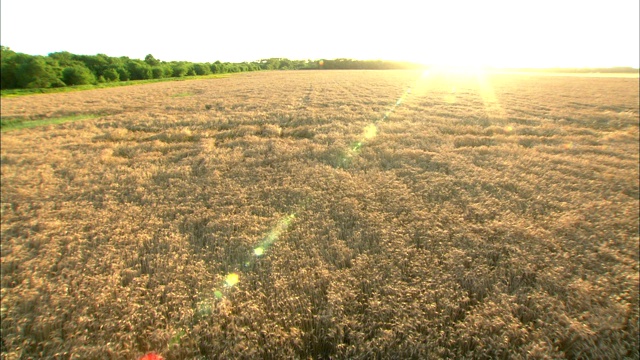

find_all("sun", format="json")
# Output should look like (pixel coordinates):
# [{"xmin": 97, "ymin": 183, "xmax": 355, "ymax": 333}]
[
  {"xmin": 402, "ymin": 43, "xmax": 500, "ymax": 71},
  {"xmin": 422, "ymin": 63, "xmax": 490, "ymax": 77}
]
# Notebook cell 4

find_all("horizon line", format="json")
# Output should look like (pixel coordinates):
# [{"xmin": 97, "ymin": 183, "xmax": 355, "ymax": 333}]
[{"xmin": 2, "ymin": 45, "xmax": 639, "ymax": 71}]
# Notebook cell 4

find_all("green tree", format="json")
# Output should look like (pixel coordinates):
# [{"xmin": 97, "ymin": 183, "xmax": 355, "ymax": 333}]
[
  {"xmin": 162, "ymin": 65, "xmax": 173, "ymax": 78},
  {"xmin": 260, "ymin": 58, "xmax": 281, "ymax": 70},
  {"xmin": 73, "ymin": 54, "xmax": 110, "ymax": 78},
  {"xmin": 151, "ymin": 64, "xmax": 172, "ymax": 79},
  {"xmin": 1, "ymin": 46, "xmax": 21, "ymax": 89},
  {"xmin": 171, "ymin": 62, "xmax": 189, "ymax": 77},
  {"xmin": 279, "ymin": 58, "xmax": 292, "ymax": 70},
  {"xmin": 48, "ymin": 51, "xmax": 77, "ymax": 67},
  {"xmin": 102, "ymin": 67, "xmax": 120, "ymax": 82},
  {"xmin": 16, "ymin": 56, "xmax": 63, "ymax": 88},
  {"xmin": 186, "ymin": 64, "xmax": 196, "ymax": 76},
  {"xmin": 151, "ymin": 66, "xmax": 164, "ymax": 79},
  {"xmin": 115, "ymin": 66, "xmax": 130, "ymax": 81},
  {"xmin": 145, "ymin": 54, "xmax": 159, "ymax": 66},
  {"xmin": 193, "ymin": 63, "xmax": 211, "ymax": 75},
  {"xmin": 127, "ymin": 60, "xmax": 152, "ymax": 80},
  {"xmin": 210, "ymin": 61, "xmax": 223, "ymax": 74},
  {"xmin": 1, "ymin": 47, "xmax": 267, "ymax": 89},
  {"xmin": 62, "ymin": 65, "xmax": 96, "ymax": 86}
]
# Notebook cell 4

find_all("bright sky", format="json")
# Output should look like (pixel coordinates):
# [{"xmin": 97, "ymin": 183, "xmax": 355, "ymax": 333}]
[{"xmin": 1, "ymin": 0, "xmax": 638, "ymax": 68}]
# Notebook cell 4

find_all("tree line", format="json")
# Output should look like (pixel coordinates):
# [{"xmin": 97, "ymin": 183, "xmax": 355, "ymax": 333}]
[
  {"xmin": 0, "ymin": 47, "xmax": 264, "ymax": 90},
  {"xmin": 0, "ymin": 46, "xmax": 425, "ymax": 90},
  {"xmin": 257, "ymin": 58, "xmax": 423, "ymax": 71}
]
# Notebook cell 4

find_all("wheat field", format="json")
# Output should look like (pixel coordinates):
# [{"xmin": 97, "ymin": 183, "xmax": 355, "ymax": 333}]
[{"xmin": 1, "ymin": 70, "xmax": 638, "ymax": 359}]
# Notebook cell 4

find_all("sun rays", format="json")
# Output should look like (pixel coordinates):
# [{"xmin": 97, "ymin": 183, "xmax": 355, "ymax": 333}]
[
  {"xmin": 475, "ymin": 71, "xmax": 506, "ymax": 119},
  {"xmin": 414, "ymin": 66, "xmax": 507, "ymax": 119},
  {"xmin": 201, "ymin": 68, "xmax": 508, "ymax": 309}
]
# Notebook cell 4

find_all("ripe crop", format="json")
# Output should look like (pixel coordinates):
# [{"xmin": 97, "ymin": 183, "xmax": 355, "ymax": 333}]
[{"xmin": 1, "ymin": 70, "xmax": 638, "ymax": 359}]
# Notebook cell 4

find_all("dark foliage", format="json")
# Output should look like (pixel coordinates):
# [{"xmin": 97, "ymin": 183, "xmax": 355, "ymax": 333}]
[{"xmin": 0, "ymin": 46, "xmax": 262, "ymax": 90}]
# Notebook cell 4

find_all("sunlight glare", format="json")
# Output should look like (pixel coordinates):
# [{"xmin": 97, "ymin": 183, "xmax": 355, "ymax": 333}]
[
  {"xmin": 363, "ymin": 124, "xmax": 377, "ymax": 140},
  {"xmin": 252, "ymin": 213, "xmax": 296, "ymax": 256},
  {"xmin": 444, "ymin": 86, "xmax": 457, "ymax": 104},
  {"xmin": 225, "ymin": 273, "xmax": 239, "ymax": 287},
  {"xmin": 475, "ymin": 71, "xmax": 506, "ymax": 119}
]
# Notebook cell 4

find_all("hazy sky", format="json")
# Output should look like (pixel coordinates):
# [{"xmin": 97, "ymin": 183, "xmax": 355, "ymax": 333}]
[{"xmin": 1, "ymin": 0, "xmax": 638, "ymax": 68}]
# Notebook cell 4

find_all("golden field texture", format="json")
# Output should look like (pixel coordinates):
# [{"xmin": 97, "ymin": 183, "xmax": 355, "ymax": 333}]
[{"xmin": 1, "ymin": 70, "xmax": 639, "ymax": 359}]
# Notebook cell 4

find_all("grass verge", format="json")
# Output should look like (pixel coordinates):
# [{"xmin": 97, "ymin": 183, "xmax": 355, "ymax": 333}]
[
  {"xmin": 0, "ymin": 114, "xmax": 101, "ymax": 132},
  {"xmin": 0, "ymin": 73, "xmax": 236, "ymax": 98}
]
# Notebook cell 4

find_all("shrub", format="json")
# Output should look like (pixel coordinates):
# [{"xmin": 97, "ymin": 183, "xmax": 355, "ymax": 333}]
[
  {"xmin": 127, "ymin": 60, "xmax": 152, "ymax": 80},
  {"xmin": 114, "ymin": 65, "xmax": 130, "ymax": 81},
  {"xmin": 102, "ymin": 67, "xmax": 120, "ymax": 82},
  {"xmin": 16, "ymin": 56, "xmax": 63, "ymax": 88},
  {"xmin": 193, "ymin": 63, "xmax": 211, "ymax": 76},
  {"xmin": 151, "ymin": 66, "xmax": 165, "ymax": 79},
  {"xmin": 171, "ymin": 63, "xmax": 189, "ymax": 77},
  {"xmin": 62, "ymin": 65, "xmax": 96, "ymax": 86}
]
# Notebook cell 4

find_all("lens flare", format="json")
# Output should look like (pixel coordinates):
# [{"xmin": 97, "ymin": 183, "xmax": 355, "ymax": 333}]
[
  {"xmin": 187, "ymin": 74, "xmax": 430, "ymax": 353},
  {"xmin": 476, "ymin": 71, "xmax": 505, "ymax": 119},
  {"xmin": 138, "ymin": 352, "xmax": 164, "ymax": 360},
  {"xmin": 363, "ymin": 124, "xmax": 377, "ymax": 140},
  {"xmin": 225, "ymin": 273, "xmax": 239, "ymax": 287},
  {"xmin": 253, "ymin": 213, "xmax": 295, "ymax": 256},
  {"xmin": 200, "ymin": 73, "xmax": 425, "ymax": 307},
  {"xmin": 335, "ymin": 76, "xmax": 424, "ymax": 168},
  {"xmin": 444, "ymin": 86, "xmax": 457, "ymax": 104},
  {"xmin": 204, "ymin": 213, "xmax": 298, "ymax": 302}
]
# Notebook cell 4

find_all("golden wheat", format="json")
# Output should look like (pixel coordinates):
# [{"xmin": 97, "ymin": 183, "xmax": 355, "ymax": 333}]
[{"xmin": 1, "ymin": 70, "xmax": 638, "ymax": 359}]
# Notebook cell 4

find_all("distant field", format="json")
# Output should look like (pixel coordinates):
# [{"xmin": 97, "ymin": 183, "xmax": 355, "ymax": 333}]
[{"xmin": 1, "ymin": 70, "xmax": 638, "ymax": 359}]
